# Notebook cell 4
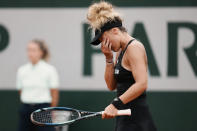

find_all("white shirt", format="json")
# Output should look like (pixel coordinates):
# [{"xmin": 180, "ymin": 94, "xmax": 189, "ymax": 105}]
[{"xmin": 16, "ymin": 60, "xmax": 59, "ymax": 104}]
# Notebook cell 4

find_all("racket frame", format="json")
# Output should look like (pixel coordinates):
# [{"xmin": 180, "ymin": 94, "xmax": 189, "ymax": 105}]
[{"xmin": 30, "ymin": 107, "xmax": 100, "ymax": 126}]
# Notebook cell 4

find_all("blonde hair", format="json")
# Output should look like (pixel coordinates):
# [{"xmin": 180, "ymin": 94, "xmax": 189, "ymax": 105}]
[
  {"xmin": 31, "ymin": 39, "xmax": 50, "ymax": 62},
  {"xmin": 87, "ymin": 1, "xmax": 122, "ymax": 31}
]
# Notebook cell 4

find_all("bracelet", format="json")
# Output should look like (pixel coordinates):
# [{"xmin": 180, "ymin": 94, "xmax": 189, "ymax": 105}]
[
  {"xmin": 106, "ymin": 59, "xmax": 113, "ymax": 64},
  {"xmin": 106, "ymin": 62, "xmax": 113, "ymax": 65},
  {"xmin": 111, "ymin": 97, "xmax": 125, "ymax": 109}
]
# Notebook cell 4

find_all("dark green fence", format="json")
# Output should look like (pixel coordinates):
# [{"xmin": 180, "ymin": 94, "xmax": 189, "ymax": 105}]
[{"xmin": 0, "ymin": 90, "xmax": 196, "ymax": 131}]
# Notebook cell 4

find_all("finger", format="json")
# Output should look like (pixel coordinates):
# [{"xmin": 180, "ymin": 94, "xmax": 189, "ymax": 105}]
[
  {"xmin": 104, "ymin": 39, "xmax": 109, "ymax": 48},
  {"xmin": 101, "ymin": 39, "xmax": 106, "ymax": 50},
  {"xmin": 104, "ymin": 114, "xmax": 110, "ymax": 119},
  {"xmin": 105, "ymin": 40, "xmax": 109, "ymax": 49},
  {"xmin": 106, "ymin": 38, "xmax": 110, "ymax": 47},
  {"xmin": 102, "ymin": 113, "xmax": 104, "ymax": 119},
  {"xmin": 103, "ymin": 37, "xmax": 107, "ymax": 46},
  {"xmin": 105, "ymin": 113, "xmax": 114, "ymax": 119},
  {"xmin": 101, "ymin": 42, "xmax": 104, "ymax": 49},
  {"xmin": 101, "ymin": 37, "xmax": 105, "ymax": 46},
  {"xmin": 105, "ymin": 114, "xmax": 110, "ymax": 119},
  {"xmin": 109, "ymin": 43, "xmax": 112, "ymax": 51},
  {"xmin": 104, "ymin": 111, "xmax": 113, "ymax": 118},
  {"xmin": 102, "ymin": 112, "xmax": 107, "ymax": 119}
]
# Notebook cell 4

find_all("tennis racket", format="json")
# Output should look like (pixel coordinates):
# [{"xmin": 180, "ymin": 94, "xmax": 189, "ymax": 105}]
[{"xmin": 31, "ymin": 107, "xmax": 131, "ymax": 126}]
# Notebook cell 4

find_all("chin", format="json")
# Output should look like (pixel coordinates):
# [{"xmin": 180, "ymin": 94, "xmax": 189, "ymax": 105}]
[
  {"xmin": 111, "ymin": 46, "xmax": 119, "ymax": 52},
  {"xmin": 112, "ymin": 48, "xmax": 119, "ymax": 52},
  {"xmin": 111, "ymin": 43, "xmax": 121, "ymax": 52}
]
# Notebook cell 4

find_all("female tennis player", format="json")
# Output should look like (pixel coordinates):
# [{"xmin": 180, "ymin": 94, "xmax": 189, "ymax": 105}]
[
  {"xmin": 87, "ymin": 1, "xmax": 157, "ymax": 131},
  {"xmin": 16, "ymin": 39, "xmax": 59, "ymax": 131}
]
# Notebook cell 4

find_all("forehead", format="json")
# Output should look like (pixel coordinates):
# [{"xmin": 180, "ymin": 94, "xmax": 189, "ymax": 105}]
[{"xmin": 28, "ymin": 42, "xmax": 39, "ymax": 49}]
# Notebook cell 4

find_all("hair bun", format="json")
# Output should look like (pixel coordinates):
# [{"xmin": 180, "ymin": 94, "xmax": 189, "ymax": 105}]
[{"xmin": 87, "ymin": 1, "xmax": 122, "ymax": 30}]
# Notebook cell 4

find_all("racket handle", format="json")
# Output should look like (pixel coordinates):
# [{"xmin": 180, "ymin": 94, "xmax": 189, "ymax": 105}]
[
  {"xmin": 100, "ymin": 109, "xmax": 131, "ymax": 116},
  {"xmin": 117, "ymin": 109, "xmax": 131, "ymax": 116}
]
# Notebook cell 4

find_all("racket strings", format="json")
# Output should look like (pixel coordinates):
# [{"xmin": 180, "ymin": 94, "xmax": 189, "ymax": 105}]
[
  {"xmin": 32, "ymin": 110, "xmax": 79, "ymax": 124},
  {"xmin": 32, "ymin": 110, "xmax": 53, "ymax": 123}
]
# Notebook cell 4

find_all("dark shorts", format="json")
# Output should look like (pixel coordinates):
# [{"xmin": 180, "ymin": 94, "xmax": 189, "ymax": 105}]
[{"xmin": 18, "ymin": 103, "xmax": 55, "ymax": 131}]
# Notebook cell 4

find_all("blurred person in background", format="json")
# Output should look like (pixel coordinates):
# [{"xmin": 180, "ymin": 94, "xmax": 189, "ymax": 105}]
[{"xmin": 16, "ymin": 39, "xmax": 59, "ymax": 131}]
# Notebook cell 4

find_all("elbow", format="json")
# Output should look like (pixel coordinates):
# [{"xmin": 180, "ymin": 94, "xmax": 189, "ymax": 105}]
[
  {"xmin": 107, "ymin": 82, "xmax": 117, "ymax": 91},
  {"xmin": 138, "ymin": 81, "xmax": 148, "ymax": 91},
  {"xmin": 142, "ymin": 82, "xmax": 148, "ymax": 90},
  {"xmin": 108, "ymin": 86, "xmax": 115, "ymax": 91},
  {"xmin": 107, "ymin": 83, "xmax": 116, "ymax": 91},
  {"xmin": 105, "ymin": 78, "xmax": 116, "ymax": 91}
]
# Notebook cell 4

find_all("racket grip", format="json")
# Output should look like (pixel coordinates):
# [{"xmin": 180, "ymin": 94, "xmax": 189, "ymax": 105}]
[
  {"xmin": 100, "ymin": 109, "xmax": 131, "ymax": 116},
  {"xmin": 117, "ymin": 109, "xmax": 131, "ymax": 116}
]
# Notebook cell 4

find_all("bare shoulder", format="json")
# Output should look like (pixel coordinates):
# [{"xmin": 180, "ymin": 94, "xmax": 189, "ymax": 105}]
[{"xmin": 126, "ymin": 40, "xmax": 146, "ymax": 57}]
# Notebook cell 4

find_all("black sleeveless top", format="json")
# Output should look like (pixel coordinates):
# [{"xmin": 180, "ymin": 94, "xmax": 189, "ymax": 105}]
[
  {"xmin": 114, "ymin": 39, "xmax": 157, "ymax": 131},
  {"xmin": 114, "ymin": 39, "xmax": 146, "ymax": 109}
]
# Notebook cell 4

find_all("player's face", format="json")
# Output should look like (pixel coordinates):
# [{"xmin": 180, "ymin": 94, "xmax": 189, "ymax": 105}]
[
  {"xmin": 27, "ymin": 42, "xmax": 43, "ymax": 64},
  {"xmin": 100, "ymin": 28, "xmax": 121, "ymax": 52}
]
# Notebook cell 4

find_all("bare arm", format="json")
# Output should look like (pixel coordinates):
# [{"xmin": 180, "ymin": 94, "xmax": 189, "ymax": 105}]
[
  {"xmin": 104, "ymin": 62, "xmax": 117, "ymax": 91},
  {"xmin": 119, "ymin": 42, "xmax": 148, "ymax": 104},
  {"xmin": 50, "ymin": 89, "xmax": 59, "ymax": 107},
  {"xmin": 102, "ymin": 38, "xmax": 118, "ymax": 91}
]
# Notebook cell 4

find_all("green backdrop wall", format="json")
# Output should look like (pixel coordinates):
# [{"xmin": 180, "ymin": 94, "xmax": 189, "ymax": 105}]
[{"xmin": 0, "ymin": 90, "xmax": 196, "ymax": 131}]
